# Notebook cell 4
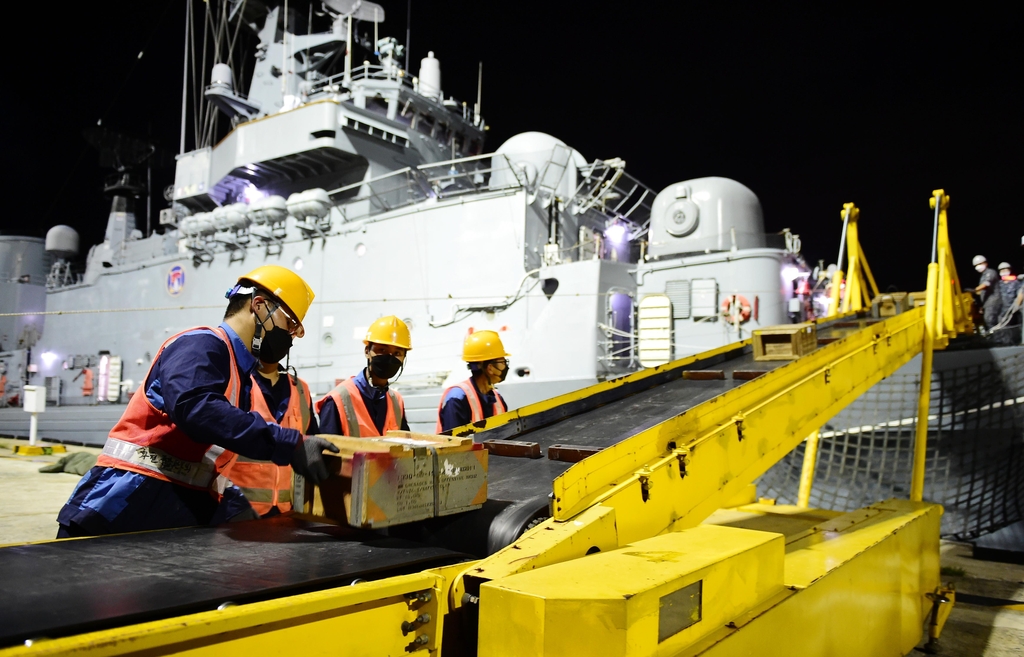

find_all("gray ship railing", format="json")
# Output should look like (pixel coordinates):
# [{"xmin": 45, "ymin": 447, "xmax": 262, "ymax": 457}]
[
  {"xmin": 326, "ymin": 153, "xmax": 526, "ymax": 223},
  {"xmin": 308, "ymin": 63, "xmax": 478, "ymax": 122},
  {"xmin": 326, "ymin": 151, "xmax": 658, "ymax": 230}
]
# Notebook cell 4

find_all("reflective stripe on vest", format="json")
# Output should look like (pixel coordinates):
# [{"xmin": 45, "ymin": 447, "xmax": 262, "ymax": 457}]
[
  {"xmin": 101, "ymin": 437, "xmax": 224, "ymax": 489},
  {"xmin": 230, "ymin": 373, "xmax": 311, "ymax": 514},
  {"xmin": 96, "ymin": 326, "xmax": 242, "ymax": 490},
  {"xmin": 316, "ymin": 376, "xmax": 403, "ymax": 437},
  {"xmin": 435, "ymin": 379, "xmax": 507, "ymax": 433}
]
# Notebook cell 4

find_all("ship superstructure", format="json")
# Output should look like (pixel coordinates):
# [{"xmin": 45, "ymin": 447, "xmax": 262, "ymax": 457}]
[{"xmin": 0, "ymin": 0, "xmax": 805, "ymax": 437}]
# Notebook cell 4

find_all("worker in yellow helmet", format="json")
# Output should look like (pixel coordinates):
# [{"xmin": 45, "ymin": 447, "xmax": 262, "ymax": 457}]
[
  {"xmin": 316, "ymin": 316, "xmax": 411, "ymax": 436},
  {"xmin": 57, "ymin": 265, "xmax": 339, "ymax": 537},
  {"xmin": 436, "ymin": 330, "xmax": 509, "ymax": 433}
]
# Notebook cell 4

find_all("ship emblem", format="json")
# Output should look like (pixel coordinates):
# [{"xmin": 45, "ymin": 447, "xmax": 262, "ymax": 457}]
[{"xmin": 166, "ymin": 265, "xmax": 186, "ymax": 297}]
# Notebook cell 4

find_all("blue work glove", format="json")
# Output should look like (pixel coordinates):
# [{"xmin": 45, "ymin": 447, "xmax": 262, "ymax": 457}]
[{"xmin": 290, "ymin": 436, "xmax": 341, "ymax": 485}]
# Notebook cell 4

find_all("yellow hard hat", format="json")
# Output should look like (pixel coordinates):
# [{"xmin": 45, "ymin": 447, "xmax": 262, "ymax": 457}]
[
  {"xmin": 463, "ymin": 330, "xmax": 508, "ymax": 362},
  {"xmin": 238, "ymin": 265, "xmax": 315, "ymax": 323},
  {"xmin": 364, "ymin": 315, "xmax": 412, "ymax": 350}
]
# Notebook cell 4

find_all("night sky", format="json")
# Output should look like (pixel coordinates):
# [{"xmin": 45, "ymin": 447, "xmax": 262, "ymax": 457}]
[{"xmin": 2, "ymin": 1, "xmax": 1020, "ymax": 292}]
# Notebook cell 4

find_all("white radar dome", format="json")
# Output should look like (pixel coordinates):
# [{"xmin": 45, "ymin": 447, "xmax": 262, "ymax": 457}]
[
  {"xmin": 45, "ymin": 225, "xmax": 79, "ymax": 259},
  {"xmin": 648, "ymin": 177, "xmax": 766, "ymax": 258},
  {"xmin": 491, "ymin": 132, "xmax": 586, "ymax": 198}
]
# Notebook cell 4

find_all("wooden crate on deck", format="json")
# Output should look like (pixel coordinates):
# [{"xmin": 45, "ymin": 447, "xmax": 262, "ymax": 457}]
[
  {"xmin": 752, "ymin": 322, "xmax": 818, "ymax": 361},
  {"xmin": 296, "ymin": 431, "xmax": 488, "ymax": 528}
]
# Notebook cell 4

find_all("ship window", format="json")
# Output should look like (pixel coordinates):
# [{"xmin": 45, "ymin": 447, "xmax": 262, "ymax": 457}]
[
  {"xmin": 416, "ymin": 113, "xmax": 434, "ymax": 136},
  {"xmin": 395, "ymin": 100, "xmax": 414, "ymax": 126},
  {"xmin": 468, "ymin": 138, "xmax": 482, "ymax": 156},
  {"xmin": 436, "ymin": 122, "xmax": 450, "ymax": 145},
  {"xmin": 365, "ymin": 96, "xmax": 388, "ymax": 117}
]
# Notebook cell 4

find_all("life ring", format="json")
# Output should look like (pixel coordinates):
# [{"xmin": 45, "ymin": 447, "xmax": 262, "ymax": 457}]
[{"xmin": 721, "ymin": 294, "xmax": 752, "ymax": 323}]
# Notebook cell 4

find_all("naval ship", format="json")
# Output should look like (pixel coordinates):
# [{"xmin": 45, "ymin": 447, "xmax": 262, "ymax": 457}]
[
  {"xmin": 1, "ymin": 0, "xmax": 1021, "ymax": 544},
  {"xmin": 0, "ymin": 0, "xmax": 806, "ymax": 438}
]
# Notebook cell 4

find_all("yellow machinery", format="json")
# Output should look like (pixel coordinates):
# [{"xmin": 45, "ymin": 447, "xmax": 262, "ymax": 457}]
[
  {"xmin": 827, "ymin": 202, "xmax": 880, "ymax": 317},
  {"xmin": 0, "ymin": 191, "xmax": 970, "ymax": 656}
]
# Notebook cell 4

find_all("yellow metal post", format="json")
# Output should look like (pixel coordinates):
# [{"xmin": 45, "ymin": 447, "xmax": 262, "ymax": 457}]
[
  {"xmin": 827, "ymin": 205, "xmax": 851, "ymax": 317},
  {"xmin": 911, "ymin": 264, "xmax": 939, "ymax": 502},
  {"xmin": 828, "ymin": 203, "xmax": 878, "ymax": 316},
  {"xmin": 842, "ymin": 214, "xmax": 860, "ymax": 313},
  {"xmin": 796, "ymin": 430, "xmax": 821, "ymax": 508},
  {"xmin": 828, "ymin": 269, "xmax": 844, "ymax": 317}
]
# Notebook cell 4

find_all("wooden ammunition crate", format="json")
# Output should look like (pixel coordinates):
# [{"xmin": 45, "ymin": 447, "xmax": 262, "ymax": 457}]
[
  {"xmin": 752, "ymin": 322, "xmax": 818, "ymax": 361},
  {"xmin": 872, "ymin": 292, "xmax": 910, "ymax": 317},
  {"xmin": 296, "ymin": 431, "xmax": 488, "ymax": 528}
]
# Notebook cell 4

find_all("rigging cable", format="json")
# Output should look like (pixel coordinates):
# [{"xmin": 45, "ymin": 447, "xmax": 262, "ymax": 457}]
[
  {"xmin": 226, "ymin": 0, "xmax": 250, "ymax": 93},
  {"xmin": 189, "ymin": 0, "xmax": 201, "ymax": 149},
  {"xmin": 198, "ymin": 0, "xmax": 212, "ymax": 145},
  {"xmin": 179, "ymin": 0, "xmax": 191, "ymax": 153}
]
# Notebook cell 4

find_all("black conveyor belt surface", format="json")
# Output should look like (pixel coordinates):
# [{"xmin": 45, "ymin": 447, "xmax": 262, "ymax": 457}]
[
  {"xmin": 483, "ymin": 319, "xmax": 873, "ymax": 502},
  {"xmin": 0, "ymin": 516, "xmax": 467, "ymax": 646}
]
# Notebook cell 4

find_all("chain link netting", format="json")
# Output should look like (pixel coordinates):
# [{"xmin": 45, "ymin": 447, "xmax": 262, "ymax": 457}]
[{"xmin": 758, "ymin": 348, "xmax": 1024, "ymax": 539}]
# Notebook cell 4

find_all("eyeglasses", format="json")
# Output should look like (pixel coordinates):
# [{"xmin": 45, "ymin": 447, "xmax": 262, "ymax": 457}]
[
  {"xmin": 277, "ymin": 306, "xmax": 302, "ymax": 336},
  {"xmin": 259, "ymin": 298, "xmax": 302, "ymax": 337}
]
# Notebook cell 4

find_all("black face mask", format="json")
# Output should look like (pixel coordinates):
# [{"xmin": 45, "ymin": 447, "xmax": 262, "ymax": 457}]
[
  {"xmin": 491, "ymin": 361, "xmax": 509, "ymax": 384},
  {"xmin": 368, "ymin": 353, "xmax": 403, "ymax": 380},
  {"xmin": 253, "ymin": 307, "xmax": 293, "ymax": 364}
]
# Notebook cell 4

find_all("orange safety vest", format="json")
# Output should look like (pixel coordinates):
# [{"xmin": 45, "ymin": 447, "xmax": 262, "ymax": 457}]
[
  {"xmin": 230, "ymin": 373, "xmax": 311, "ymax": 515},
  {"xmin": 435, "ymin": 379, "xmax": 507, "ymax": 433},
  {"xmin": 96, "ymin": 326, "xmax": 242, "ymax": 491},
  {"xmin": 81, "ymin": 368, "xmax": 94, "ymax": 396},
  {"xmin": 315, "ymin": 376, "xmax": 404, "ymax": 438}
]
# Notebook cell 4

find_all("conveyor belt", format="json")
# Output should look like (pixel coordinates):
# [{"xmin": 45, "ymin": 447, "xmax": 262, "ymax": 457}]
[
  {"xmin": 481, "ymin": 318, "xmax": 873, "ymax": 503},
  {"xmin": 0, "ymin": 516, "xmax": 467, "ymax": 646},
  {"xmin": 0, "ymin": 318, "xmax": 877, "ymax": 646}
]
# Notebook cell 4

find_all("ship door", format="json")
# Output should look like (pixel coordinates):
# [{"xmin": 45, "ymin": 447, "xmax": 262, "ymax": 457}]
[{"xmin": 605, "ymin": 288, "xmax": 634, "ymax": 370}]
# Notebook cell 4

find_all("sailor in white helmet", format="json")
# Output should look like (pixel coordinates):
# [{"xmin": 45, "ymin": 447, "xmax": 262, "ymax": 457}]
[
  {"xmin": 998, "ymin": 262, "xmax": 1022, "ymax": 345},
  {"xmin": 973, "ymin": 255, "xmax": 1003, "ymax": 333}
]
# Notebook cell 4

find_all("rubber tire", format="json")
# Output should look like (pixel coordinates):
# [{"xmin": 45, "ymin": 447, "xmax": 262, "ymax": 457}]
[{"xmin": 486, "ymin": 495, "xmax": 552, "ymax": 555}]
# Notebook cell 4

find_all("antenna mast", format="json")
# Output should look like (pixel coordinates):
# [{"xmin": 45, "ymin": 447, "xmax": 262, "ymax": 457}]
[
  {"xmin": 475, "ymin": 61, "xmax": 483, "ymax": 124},
  {"xmin": 405, "ymin": 0, "xmax": 411, "ymax": 71},
  {"xmin": 283, "ymin": 0, "xmax": 289, "ymax": 99},
  {"xmin": 344, "ymin": 13, "xmax": 352, "ymax": 83}
]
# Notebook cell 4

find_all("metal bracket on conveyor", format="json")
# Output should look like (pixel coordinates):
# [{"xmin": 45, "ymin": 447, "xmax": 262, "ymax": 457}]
[
  {"xmin": 673, "ymin": 447, "xmax": 690, "ymax": 478},
  {"xmin": 732, "ymin": 414, "xmax": 746, "ymax": 442},
  {"xmin": 402, "ymin": 589, "xmax": 435, "ymax": 653}
]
